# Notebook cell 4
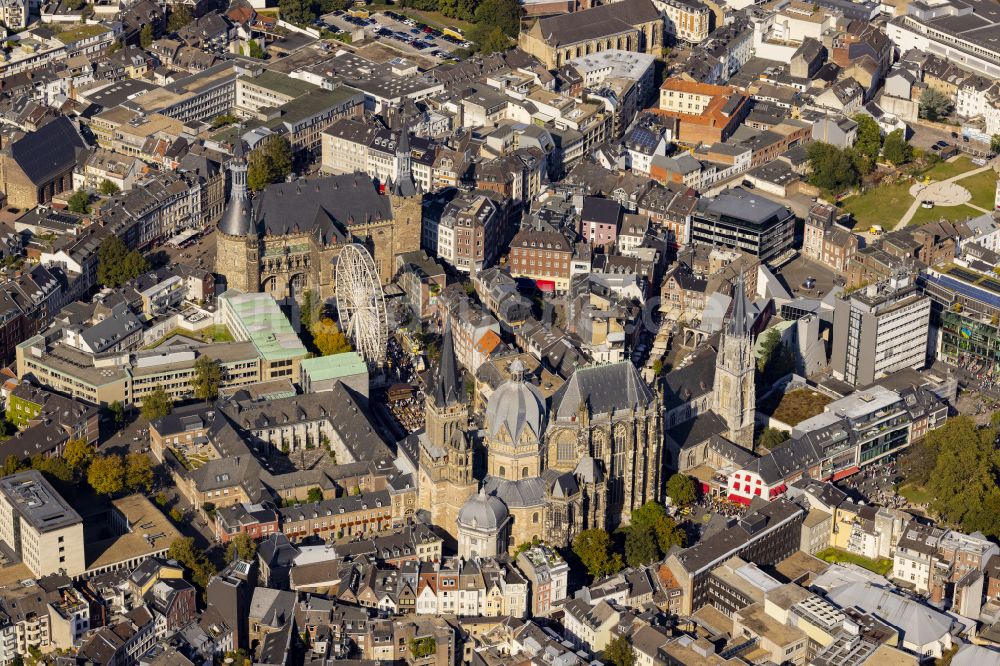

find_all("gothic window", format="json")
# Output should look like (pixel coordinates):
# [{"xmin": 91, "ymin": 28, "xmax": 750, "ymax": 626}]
[
  {"xmin": 557, "ymin": 436, "xmax": 575, "ymax": 463},
  {"xmin": 611, "ymin": 425, "xmax": 628, "ymax": 505},
  {"xmin": 592, "ymin": 430, "xmax": 607, "ymax": 460}
]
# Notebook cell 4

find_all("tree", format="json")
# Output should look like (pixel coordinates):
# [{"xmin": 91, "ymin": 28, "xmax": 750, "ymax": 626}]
[
  {"xmin": 301, "ymin": 290, "xmax": 323, "ymax": 328},
  {"xmin": 108, "ymin": 400, "xmax": 125, "ymax": 428},
  {"xmin": 624, "ymin": 523, "xmax": 661, "ymax": 567},
  {"xmin": 139, "ymin": 24, "xmax": 154, "ymax": 49},
  {"xmin": 67, "ymin": 190, "xmax": 91, "ymax": 214},
  {"xmin": 168, "ymin": 537, "xmax": 218, "ymax": 591},
  {"xmin": 992, "ymin": 134, "xmax": 1000, "ymax": 155},
  {"xmin": 757, "ymin": 328, "xmax": 796, "ymax": 385},
  {"xmin": 125, "ymin": 452, "xmax": 154, "ymax": 492},
  {"xmin": 409, "ymin": 638, "xmax": 437, "ymax": 660},
  {"xmin": 31, "ymin": 455, "xmax": 72, "ymax": 483},
  {"xmin": 630, "ymin": 501, "xmax": 685, "ymax": 555},
  {"xmin": 167, "ymin": 4, "xmax": 193, "ymax": 31},
  {"xmin": 756, "ymin": 427, "xmax": 791, "ymax": 451},
  {"xmin": 226, "ymin": 532, "xmax": 257, "ymax": 561},
  {"xmin": 924, "ymin": 417, "xmax": 1000, "ymax": 537},
  {"xmin": 572, "ymin": 529, "xmax": 624, "ymax": 580},
  {"xmin": 468, "ymin": 24, "xmax": 509, "ymax": 54},
  {"xmin": 919, "ymin": 87, "xmax": 952, "ymax": 122},
  {"xmin": 807, "ymin": 142, "xmax": 860, "ymax": 193},
  {"xmin": 473, "ymin": 0, "xmax": 521, "ymax": 37},
  {"xmin": 247, "ymin": 136, "xmax": 294, "ymax": 191},
  {"xmin": 63, "ymin": 438, "xmax": 95, "ymax": 472},
  {"xmin": 192, "ymin": 356, "xmax": 221, "ymax": 402},
  {"xmin": 852, "ymin": 113, "xmax": 882, "ymax": 172},
  {"xmin": 311, "ymin": 317, "xmax": 353, "ymax": 355},
  {"xmin": 98, "ymin": 179, "xmax": 120, "ymax": 196},
  {"xmin": 108, "ymin": 39, "xmax": 123, "ymax": 54},
  {"xmin": 2, "ymin": 455, "xmax": 24, "ymax": 476},
  {"xmin": 248, "ymin": 40, "xmax": 266, "ymax": 59},
  {"xmin": 141, "ymin": 386, "xmax": 173, "ymax": 421},
  {"xmin": 882, "ymin": 129, "xmax": 913, "ymax": 165},
  {"xmin": 666, "ymin": 473, "xmax": 697, "ymax": 507},
  {"xmin": 307, "ymin": 487, "xmax": 324, "ymax": 503},
  {"xmin": 97, "ymin": 237, "xmax": 149, "ymax": 287},
  {"xmin": 604, "ymin": 635, "xmax": 635, "ymax": 666},
  {"xmin": 88, "ymin": 454, "xmax": 125, "ymax": 496}
]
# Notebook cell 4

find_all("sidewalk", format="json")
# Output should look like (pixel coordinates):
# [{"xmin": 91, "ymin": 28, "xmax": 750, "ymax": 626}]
[{"xmin": 895, "ymin": 160, "xmax": 997, "ymax": 228}]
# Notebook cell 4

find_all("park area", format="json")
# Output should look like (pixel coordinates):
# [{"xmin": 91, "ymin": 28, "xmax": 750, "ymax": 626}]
[
  {"xmin": 840, "ymin": 156, "xmax": 997, "ymax": 230},
  {"xmin": 815, "ymin": 548, "xmax": 893, "ymax": 576}
]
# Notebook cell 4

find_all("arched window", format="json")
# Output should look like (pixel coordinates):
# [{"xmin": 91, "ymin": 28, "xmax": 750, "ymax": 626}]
[
  {"xmin": 532, "ymin": 512, "xmax": 539, "ymax": 523},
  {"xmin": 522, "ymin": 467, "xmax": 529, "ymax": 479},
  {"xmin": 499, "ymin": 466, "xmax": 506, "ymax": 478},
  {"xmin": 592, "ymin": 430, "xmax": 607, "ymax": 459},
  {"xmin": 557, "ymin": 437, "xmax": 575, "ymax": 463}
]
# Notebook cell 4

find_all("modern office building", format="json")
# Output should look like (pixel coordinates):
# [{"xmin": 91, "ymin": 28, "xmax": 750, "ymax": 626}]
[
  {"xmin": 0, "ymin": 471, "xmax": 85, "ymax": 577},
  {"xmin": 689, "ymin": 187, "xmax": 795, "ymax": 264},
  {"xmin": 831, "ymin": 275, "xmax": 932, "ymax": 387}
]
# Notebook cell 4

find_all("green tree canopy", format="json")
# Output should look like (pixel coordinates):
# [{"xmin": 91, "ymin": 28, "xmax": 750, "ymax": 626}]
[
  {"xmin": 2, "ymin": 455, "xmax": 24, "ymax": 476},
  {"xmin": 139, "ymin": 24, "xmax": 154, "ymax": 48},
  {"xmin": 604, "ymin": 635, "xmax": 636, "ymax": 666},
  {"xmin": 852, "ymin": 113, "xmax": 881, "ymax": 172},
  {"xmin": 666, "ymin": 473, "xmax": 698, "ymax": 507},
  {"xmin": 882, "ymin": 129, "xmax": 913, "ymax": 165},
  {"xmin": 67, "ymin": 190, "xmax": 91, "ymax": 214},
  {"xmin": 468, "ymin": 24, "xmax": 509, "ymax": 54},
  {"xmin": 63, "ymin": 438, "xmax": 95, "ymax": 472},
  {"xmin": 88, "ymin": 454, "xmax": 125, "ymax": 496},
  {"xmin": 141, "ymin": 386, "xmax": 174, "ymax": 421},
  {"xmin": 167, "ymin": 4, "xmax": 194, "ymax": 31},
  {"xmin": 97, "ymin": 236, "xmax": 150, "ymax": 287},
  {"xmin": 806, "ymin": 142, "xmax": 860, "ymax": 193},
  {"xmin": 192, "ymin": 356, "xmax": 221, "ymax": 402},
  {"xmin": 226, "ymin": 532, "xmax": 257, "ymax": 562},
  {"xmin": 247, "ymin": 136, "xmax": 294, "ymax": 191},
  {"xmin": 98, "ymin": 179, "xmax": 120, "ymax": 196},
  {"xmin": 307, "ymin": 487, "xmax": 324, "ymax": 503},
  {"xmin": 31, "ymin": 455, "xmax": 72, "ymax": 483},
  {"xmin": 925, "ymin": 417, "xmax": 1000, "ymax": 537},
  {"xmin": 756, "ymin": 427, "xmax": 791, "ymax": 451},
  {"xmin": 628, "ymin": 501, "xmax": 685, "ymax": 558},
  {"xmin": 919, "ymin": 88, "xmax": 952, "ymax": 122},
  {"xmin": 473, "ymin": 0, "xmax": 521, "ymax": 37},
  {"xmin": 125, "ymin": 452, "xmax": 154, "ymax": 493},
  {"xmin": 108, "ymin": 400, "xmax": 126, "ymax": 427},
  {"xmin": 572, "ymin": 528, "xmax": 624, "ymax": 580},
  {"xmin": 168, "ymin": 537, "xmax": 218, "ymax": 591}
]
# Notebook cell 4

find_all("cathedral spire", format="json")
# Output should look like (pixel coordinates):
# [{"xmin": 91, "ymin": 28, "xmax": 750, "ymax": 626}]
[
  {"xmin": 727, "ymin": 271, "xmax": 748, "ymax": 339},
  {"xmin": 433, "ymin": 316, "xmax": 463, "ymax": 408}
]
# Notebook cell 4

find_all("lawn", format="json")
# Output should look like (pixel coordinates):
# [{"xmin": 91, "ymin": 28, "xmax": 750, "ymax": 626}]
[
  {"xmin": 839, "ymin": 181, "xmax": 914, "ymax": 229},
  {"xmin": 957, "ymin": 169, "xmax": 998, "ymax": 210},
  {"xmin": 907, "ymin": 203, "xmax": 981, "ymax": 227},
  {"xmin": 898, "ymin": 483, "xmax": 933, "ymax": 506},
  {"xmin": 815, "ymin": 548, "xmax": 893, "ymax": 576},
  {"xmin": 367, "ymin": 2, "xmax": 475, "ymax": 33},
  {"xmin": 761, "ymin": 388, "xmax": 832, "ymax": 426},
  {"xmin": 921, "ymin": 155, "xmax": 976, "ymax": 181}
]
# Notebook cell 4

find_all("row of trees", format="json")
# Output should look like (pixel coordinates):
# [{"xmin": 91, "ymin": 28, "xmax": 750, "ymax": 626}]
[
  {"xmin": 807, "ymin": 116, "xmax": 915, "ymax": 194},
  {"xmin": 2, "ymin": 439, "xmax": 153, "ymax": 498},
  {"xmin": 901, "ymin": 416, "xmax": 1000, "ymax": 538},
  {"xmin": 571, "ymin": 481, "xmax": 697, "ymax": 581}
]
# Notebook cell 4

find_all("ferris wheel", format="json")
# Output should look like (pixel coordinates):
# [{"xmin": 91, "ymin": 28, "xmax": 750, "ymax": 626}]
[{"xmin": 335, "ymin": 244, "xmax": 388, "ymax": 366}]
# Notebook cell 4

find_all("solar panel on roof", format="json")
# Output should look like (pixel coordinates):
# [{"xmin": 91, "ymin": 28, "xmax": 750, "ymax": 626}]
[
  {"xmin": 979, "ymin": 278, "xmax": 1000, "ymax": 295},
  {"xmin": 931, "ymin": 274, "xmax": 1000, "ymax": 310},
  {"xmin": 947, "ymin": 266, "xmax": 981, "ymax": 284}
]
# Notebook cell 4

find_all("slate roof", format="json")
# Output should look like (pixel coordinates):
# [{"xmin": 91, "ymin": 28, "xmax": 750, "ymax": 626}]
[
  {"xmin": 533, "ymin": 0, "xmax": 660, "ymax": 47},
  {"xmin": 551, "ymin": 361, "xmax": 655, "ymax": 419},
  {"xmin": 8, "ymin": 116, "xmax": 85, "ymax": 186},
  {"xmin": 254, "ymin": 175, "xmax": 392, "ymax": 240}
]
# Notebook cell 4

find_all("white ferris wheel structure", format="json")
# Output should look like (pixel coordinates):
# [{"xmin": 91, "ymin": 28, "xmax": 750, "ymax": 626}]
[{"xmin": 335, "ymin": 243, "xmax": 388, "ymax": 366}]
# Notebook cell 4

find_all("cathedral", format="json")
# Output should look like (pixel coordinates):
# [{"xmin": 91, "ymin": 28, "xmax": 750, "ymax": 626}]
[
  {"xmin": 417, "ymin": 318, "xmax": 666, "ymax": 556},
  {"xmin": 215, "ymin": 135, "xmax": 422, "ymax": 299},
  {"xmin": 666, "ymin": 272, "xmax": 759, "ymax": 472}
]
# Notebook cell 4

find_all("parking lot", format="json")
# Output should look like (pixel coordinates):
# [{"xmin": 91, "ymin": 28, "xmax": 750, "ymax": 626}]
[{"xmin": 319, "ymin": 10, "xmax": 469, "ymax": 61}]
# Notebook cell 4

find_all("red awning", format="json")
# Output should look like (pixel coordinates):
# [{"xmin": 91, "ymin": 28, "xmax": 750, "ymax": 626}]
[
  {"xmin": 832, "ymin": 466, "xmax": 860, "ymax": 481},
  {"xmin": 536, "ymin": 279, "xmax": 556, "ymax": 293},
  {"xmin": 699, "ymin": 482, "xmax": 710, "ymax": 494},
  {"xmin": 769, "ymin": 483, "xmax": 788, "ymax": 497},
  {"xmin": 727, "ymin": 493, "xmax": 752, "ymax": 506}
]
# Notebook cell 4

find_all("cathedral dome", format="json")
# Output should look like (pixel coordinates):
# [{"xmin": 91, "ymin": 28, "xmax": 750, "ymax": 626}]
[
  {"xmin": 458, "ymin": 491, "xmax": 509, "ymax": 531},
  {"xmin": 486, "ymin": 360, "xmax": 547, "ymax": 444}
]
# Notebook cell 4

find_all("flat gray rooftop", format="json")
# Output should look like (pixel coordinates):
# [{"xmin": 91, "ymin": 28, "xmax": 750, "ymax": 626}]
[{"xmin": 0, "ymin": 470, "xmax": 82, "ymax": 533}]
